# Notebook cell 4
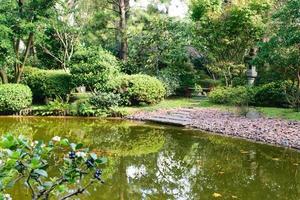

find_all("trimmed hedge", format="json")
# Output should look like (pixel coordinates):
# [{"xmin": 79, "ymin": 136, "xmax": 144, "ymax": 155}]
[
  {"xmin": 22, "ymin": 67, "xmax": 73, "ymax": 103},
  {"xmin": 108, "ymin": 74, "xmax": 166, "ymax": 105},
  {"xmin": 0, "ymin": 84, "xmax": 32, "ymax": 113}
]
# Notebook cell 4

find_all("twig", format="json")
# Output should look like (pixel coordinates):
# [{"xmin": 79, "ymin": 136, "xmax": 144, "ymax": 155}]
[
  {"xmin": 59, "ymin": 180, "xmax": 96, "ymax": 200},
  {"xmin": 26, "ymin": 170, "xmax": 36, "ymax": 200}
]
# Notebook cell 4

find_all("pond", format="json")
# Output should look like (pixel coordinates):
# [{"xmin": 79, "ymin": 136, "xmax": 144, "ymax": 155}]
[{"xmin": 0, "ymin": 117, "xmax": 300, "ymax": 200}]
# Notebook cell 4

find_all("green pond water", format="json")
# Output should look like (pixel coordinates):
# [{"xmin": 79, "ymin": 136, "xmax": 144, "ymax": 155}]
[{"xmin": 0, "ymin": 117, "xmax": 300, "ymax": 200}]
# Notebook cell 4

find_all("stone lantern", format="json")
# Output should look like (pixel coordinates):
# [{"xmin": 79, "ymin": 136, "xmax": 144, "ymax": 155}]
[
  {"xmin": 244, "ymin": 48, "xmax": 258, "ymax": 86},
  {"xmin": 246, "ymin": 66, "xmax": 258, "ymax": 86}
]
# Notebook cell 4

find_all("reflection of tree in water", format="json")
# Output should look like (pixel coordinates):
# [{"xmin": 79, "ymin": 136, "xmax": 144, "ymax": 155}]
[
  {"xmin": 117, "ymin": 135, "xmax": 200, "ymax": 200},
  {"xmin": 116, "ymin": 133, "xmax": 300, "ymax": 200},
  {"xmin": 90, "ymin": 126, "xmax": 165, "ymax": 157}
]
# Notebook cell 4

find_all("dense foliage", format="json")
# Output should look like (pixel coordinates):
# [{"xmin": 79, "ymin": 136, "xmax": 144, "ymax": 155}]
[
  {"xmin": 0, "ymin": 0, "xmax": 299, "ymax": 114},
  {"xmin": 0, "ymin": 84, "xmax": 32, "ymax": 114},
  {"xmin": 192, "ymin": 0, "xmax": 270, "ymax": 86},
  {"xmin": 70, "ymin": 47, "xmax": 120, "ymax": 91},
  {"xmin": 209, "ymin": 86, "xmax": 255, "ymax": 106},
  {"xmin": 254, "ymin": 81, "xmax": 293, "ymax": 107},
  {"xmin": 108, "ymin": 74, "xmax": 166, "ymax": 105},
  {"xmin": 209, "ymin": 81, "xmax": 297, "ymax": 108},
  {"xmin": 254, "ymin": 0, "xmax": 300, "ymax": 110},
  {"xmin": 22, "ymin": 67, "xmax": 72, "ymax": 103},
  {"xmin": 89, "ymin": 92, "xmax": 121, "ymax": 109}
]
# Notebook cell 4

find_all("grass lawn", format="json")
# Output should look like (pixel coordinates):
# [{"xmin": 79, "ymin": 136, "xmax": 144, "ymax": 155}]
[
  {"xmin": 257, "ymin": 107, "xmax": 300, "ymax": 121},
  {"xmin": 122, "ymin": 97, "xmax": 300, "ymax": 121}
]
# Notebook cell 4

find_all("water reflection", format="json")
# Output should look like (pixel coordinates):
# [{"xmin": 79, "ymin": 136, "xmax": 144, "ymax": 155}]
[{"xmin": 0, "ymin": 117, "xmax": 300, "ymax": 200}]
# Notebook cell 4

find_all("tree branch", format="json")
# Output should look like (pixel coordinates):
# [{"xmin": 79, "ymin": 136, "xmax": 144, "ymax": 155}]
[{"xmin": 59, "ymin": 180, "xmax": 96, "ymax": 200}]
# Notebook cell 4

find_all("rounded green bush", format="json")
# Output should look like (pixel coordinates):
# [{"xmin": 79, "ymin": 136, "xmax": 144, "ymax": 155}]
[
  {"xmin": 70, "ymin": 47, "xmax": 120, "ymax": 91},
  {"xmin": 0, "ymin": 84, "xmax": 32, "ymax": 113},
  {"xmin": 22, "ymin": 67, "xmax": 73, "ymax": 103},
  {"xmin": 108, "ymin": 74, "xmax": 166, "ymax": 105},
  {"xmin": 254, "ymin": 81, "xmax": 292, "ymax": 107},
  {"xmin": 89, "ymin": 92, "xmax": 121, "ymax": 109}
]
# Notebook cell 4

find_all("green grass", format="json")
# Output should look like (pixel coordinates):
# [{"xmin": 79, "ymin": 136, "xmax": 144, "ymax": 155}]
[
  {"xmin": 257, "ymin": 107, "xmax": 300, "ymax": 121},
  {"xmin": 121, "ymin": 97, "xmax": 205, "ymax": 113},
  {"xmin": 122, "ymin": 97, "xmax": 300, "ymax": 121}
]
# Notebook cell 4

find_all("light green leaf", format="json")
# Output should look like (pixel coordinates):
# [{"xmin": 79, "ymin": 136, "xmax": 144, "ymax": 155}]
[{"xmin": 34, "ymin": 169, "xmax": 48, "ymax": 177}]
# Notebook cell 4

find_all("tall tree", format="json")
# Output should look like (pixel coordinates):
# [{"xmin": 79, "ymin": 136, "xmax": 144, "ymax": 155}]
[
  {"xmin": 191, "ymin": 0, "xmax": 272, "ymax": 86},
  {"xmin": 39, "ymin": 0, "xmax": 80, "ymax": 71},
  {"xmin": 107, "ymin": 0, "xmax": 130, "ymax": 60},
  {"xmin": 255, "ymin": 0, "xmax": 300, "ymax": 110},
  {"xmin": 0, "ymin": 0, "xmax": 56, "ymax": 83}
]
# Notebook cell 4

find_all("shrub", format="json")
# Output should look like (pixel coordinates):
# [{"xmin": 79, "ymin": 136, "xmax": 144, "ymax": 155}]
[
  {"xmin": 70, "ymin": 47, "xmax": 120, "ymax": 91},
  {"xmin": 108, "ymin": 74, "xmax": 166, "ymax": 105},
  {"xmin": 254, "ymin": 81, "xmax": 292, "ymax": 107},
  {"xmin": 209, "ymin": 86, "xmax": 255, "ymax": 105},
  {"xmin": 75, "ymin": 101, "xmax": 96, "ymax": 117},
  {"xmin": 89, "ymin": 92, "xmax": 121, "ymax": 109},
  {"xmin": 22, "ymin": 67, "xmax": 72, "ymax": 103},
  {"xmin": 208, "ymin": 82, "xmax": 298, "ymax": 108},
  {"xmin": 0, "ymin": 84, "xmax": 32, "ymax": 114},
  {"xmin": 0, "ymin": 134, "xmax": 106, "ymax": 200}
]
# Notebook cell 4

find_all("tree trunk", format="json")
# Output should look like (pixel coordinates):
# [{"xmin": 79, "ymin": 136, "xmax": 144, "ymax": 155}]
[
  {"xmin": 0, "ymin": 69, "xmax": 8, "ymax": 84},
  {"xmin": 15, "ymin": 32, "xmax": 34, "ymax": 83},
  {"xmin": 297, "ymin": 69, "xmax": 300, "ymax": 89},
  {"xmin": 296, "ymin": 70, "xmax": 300, "ymax": 112},
  {"xmin": 118, "ymin": 0, "xmax": 128, "ymax": 60}
]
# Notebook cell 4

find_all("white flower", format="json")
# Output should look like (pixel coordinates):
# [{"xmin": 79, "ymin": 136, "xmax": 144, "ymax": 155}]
[
  {"xmin": 52, "ymin": 136, "xmax": 61, "ymax": 142},
  {"xmin": 4, "ymin": 194, "xmax": 12, "ymax": 200},
  {"xmin": 31, "ymin": 141, "xmax": 38, "ymax": 147},
  {"xmin": 75, "ymin": 151, "xmax": 86, "ymax": 158}
]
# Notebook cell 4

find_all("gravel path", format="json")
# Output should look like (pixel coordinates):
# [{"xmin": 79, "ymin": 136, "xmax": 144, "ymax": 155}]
[{"xmin": 127, "ymin": 108, "xmax": 300, "ymax": 149}]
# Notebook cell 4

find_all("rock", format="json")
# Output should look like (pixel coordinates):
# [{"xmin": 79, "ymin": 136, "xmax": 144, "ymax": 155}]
[{"xmin": 246, "ymin": 111, "xmax": 261, "ymax": 119}]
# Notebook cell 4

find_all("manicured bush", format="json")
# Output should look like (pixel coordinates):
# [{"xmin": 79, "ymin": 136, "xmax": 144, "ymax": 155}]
[
  {"xmin": 89, "ymin": 92, "xmax": 121, "ymax": 109},
  {"xmin": 209, "ymin": 86, "xmax": 255, "ymax": 105},
  {"xmin": 108, "ymin": 74, "xmax": 166, "ymax": 105},
  {"xmin": 254, "ymin": 81, "xmax": 293, "ymax": 107},
  {"xmin": 22, "ymin": 67, "xmax": 73, "ymax": 103},
  {"xmin": 70, "ymin": 47, "xmax": 120, "ymax": 91},
  {"xmin": 0, "ymin": 84, "xmax": 32, "ymax": 113}
]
